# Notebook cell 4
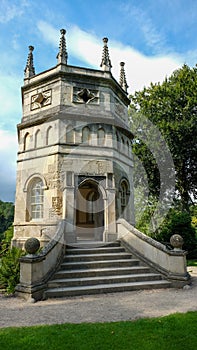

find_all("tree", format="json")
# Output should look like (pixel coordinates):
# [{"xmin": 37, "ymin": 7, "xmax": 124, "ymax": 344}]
[
  {"xmin": 0, "ymin": 246, "xmax": 24, "ymax": 294},
  {"xmin": 0, "ymin": 226, "xmax": 14, "ymax": 254},
  {"xmin": 156, "ymin": 209, "xmax": 197, "ymax": 259},
  {"xmin": 130, "ymin": 64, "xmax": 197, "ymax": 212},
  {"xmin": 0, "ymin": 200, "xmax": 14, "ymax": 240}
]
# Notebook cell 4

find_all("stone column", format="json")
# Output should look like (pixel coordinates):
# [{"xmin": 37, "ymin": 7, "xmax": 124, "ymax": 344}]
[
  {"xmin": 104, "ymin": 173, "xmax": 117, "ymax": 241},
  {"xmin": 63, "ymin": 171, "xmax": 76, "ymax": 243},
  {"xmin": 127, "ymin": 170, "xmax": 135, "ymax": 226}
]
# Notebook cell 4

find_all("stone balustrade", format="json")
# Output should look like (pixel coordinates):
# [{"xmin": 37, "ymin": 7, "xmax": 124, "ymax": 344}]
[
  {"xmin": 117, "ymin": 218, "xmax": 190, "ymax": 287},
  {"xmin": 15, "ymin": 220, "xmax": 66, "ymax": 301}
]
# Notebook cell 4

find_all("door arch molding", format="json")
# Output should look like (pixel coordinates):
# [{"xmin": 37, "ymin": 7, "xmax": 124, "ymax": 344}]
[{"xmin": 75, "ymin": 178, "xmax": 105, "ymax": 241}]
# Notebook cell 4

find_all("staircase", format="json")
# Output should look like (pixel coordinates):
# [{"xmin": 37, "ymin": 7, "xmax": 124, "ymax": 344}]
[{"xmin": 44, "ymin": 241, "xmax": 171, "ymax": 298}]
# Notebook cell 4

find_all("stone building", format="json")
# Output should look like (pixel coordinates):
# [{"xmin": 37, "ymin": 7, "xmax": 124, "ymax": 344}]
[{"xmin": 12, "ymin": 29, "xmax": 135, "ymax": 247}]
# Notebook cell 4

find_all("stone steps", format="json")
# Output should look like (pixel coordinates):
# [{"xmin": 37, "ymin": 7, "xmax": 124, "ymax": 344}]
[
  {"xmin": 47, "ymin": 273, "xmax": 163, "ymax": 288},
  {"xmin": 45, "ymin": 280, "xmax": 171, "ymax": 298},
  {"xmin": 44, "ymin": 241, "xmax": 171, "ymax": 298},
  {"xmin": 64, "ymin": 252, "xmax": 132, "ymax": 262},
  {"xmin": 60, "ymin": 258, "xmax": 140, "ymax": 269},
  {"xmin": 66, "ymin": 246, "xmax": 125, "ymax": 255},
  {"xmin": 53, "ymin": 265, "xmax": 151, "ymax": 279}
]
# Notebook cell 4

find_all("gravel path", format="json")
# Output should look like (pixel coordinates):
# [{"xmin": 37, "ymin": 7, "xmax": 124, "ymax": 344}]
[{"xmin": 0, "ymin": 267, "xmax": 196, "ymax": 328}]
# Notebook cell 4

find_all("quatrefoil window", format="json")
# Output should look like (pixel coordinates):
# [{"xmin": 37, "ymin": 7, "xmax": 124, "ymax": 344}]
[
  {"xmin": 31, "ymin": 90, "xmax": 52, "ymax": 110},
  {"xmin": 77, "ymin": 88, "xmax": 95, "ymax": 103}
]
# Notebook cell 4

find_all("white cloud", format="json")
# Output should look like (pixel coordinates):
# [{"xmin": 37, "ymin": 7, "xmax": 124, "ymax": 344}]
[
  {"xmin": 0, "ymin": 0, "xmax": 29, "ymax": 23},
  {"xmin": 121, "ymin": 4, "xmax": 168, "ymax": 54},
  {"xmin": 37, "ymin": 21, "xmax": 182, "ymax": 93},
  {"xmin": 68, "ymin": 25, "xmax": 101, "ymax": 66},
  {"xmin": 107, "ymin": 43, "xmax": 181, "ymax": 93}
]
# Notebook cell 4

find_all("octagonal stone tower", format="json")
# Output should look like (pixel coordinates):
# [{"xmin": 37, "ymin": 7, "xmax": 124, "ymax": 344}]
[{"xmin": 12, "ymin": 30, "xmax": 134, "ymax": 247}]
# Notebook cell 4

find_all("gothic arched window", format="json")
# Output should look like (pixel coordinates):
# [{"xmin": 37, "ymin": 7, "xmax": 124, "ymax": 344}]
[
  {"xmin": 126, "ymin": 140, "xmax": 130, "ymax": 155},
  {"xmin": 30, "ymin": 178, "xmax": 44, "ymax": 220},
  {"xmin": 116, "ymin": 132, "xmax": 120, "ymax": 148},
  {"xmin": 121, "ymin": 137, "xmax": 125, "ymax": 152},
  {"xmin": 46, "ymin": 126, "xmax": 53, "ymax": 145},
  {"xmin": 24, "ymin": 132, "xmax": 30, "ymax": 151},
  {"xmin": 120, "ymin": 180, "xmax": 129, "ymax": 214},
  {"xmin": 82, "ymin": 126, "xmax": 90, "ymax": 144},
  {"xmin": 97, "ymin": 127, "xmax": 105, "ymax": 146},
  {"xmin": 35, "ymin": 129, "xmax": 42, "ymax": 148}
]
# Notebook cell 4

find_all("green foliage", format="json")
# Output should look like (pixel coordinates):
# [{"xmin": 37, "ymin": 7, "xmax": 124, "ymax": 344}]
[
  {"xmin": 0, "ymin": 312, "xmax": 196, "ymax": 350},
  {"xmin": 135, "ymin": 195, "xmax": 158, "ymax": 234},
  {"xmin": 0, "ymin": 224, "xmax": 23, "ymax": 294},
  {"xmin": 187, "ymin": 260, "xmax": 197, "ymax": 266},
  {"xmin": 0, "ymin": 246, "xmax": 24, "ymax": 294},
  {"xmin": 0, "ymin": 226, "xmax": 14, "ymax": 254},
  {"xmin": 0, "ymin": 200, "xmax": 14, "ymax": 239},
  {"xmin": 190, "ymin": 205, "xmax": 197, "ymax": 233},
  {"xmin": 130, "ymin": 64, "xmax": 197, "ymax": 211},
  {"xmin": 155, "ymin": 209, "xmax": 197, "ymax": 258}
]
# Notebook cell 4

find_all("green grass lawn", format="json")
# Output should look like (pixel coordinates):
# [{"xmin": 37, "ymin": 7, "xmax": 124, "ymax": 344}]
[{"xmin": 0, "ymin": 312, "xmax": 197, "ymax": 350}]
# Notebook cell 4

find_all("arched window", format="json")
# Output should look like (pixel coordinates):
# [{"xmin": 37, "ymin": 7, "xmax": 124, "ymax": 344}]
[
  {"xmin": 35, "ymin": 129, "xmax": 42, "ymax": 148},
  {"xmin": 121, "ymin": 137, "xmax": 125, "ymax": 152},
  {"xmin": 97, "ymin": 128, "xmax": 105, "ymax": 146},
  {"xmin": 126, "ymin": 141, "xmax": 130, "ymax": 155},
  {"xmin": 116, "ymin": 132, "xmax": 120, "ymax": 148},
  {"xmin": 24, "ymin": 133, "xmax": 30, "ymax": 151},
  {"xmin": 66, "ymin": 125, "xmax": 74, "ymax": 143},
  {"xmin": 30, "ymin": 178, "xmax": 44, "ymax": 220},
  {"xmin": 120, "ymin": 180, "xmax": 128, "ymax": 212},
  {"xmin": 82, "ymin": 126, "xmax": 90, "ymax": 144},
  {"xmin": 46, "ymin": 126, "xmax": 53, "ymax": 145}
]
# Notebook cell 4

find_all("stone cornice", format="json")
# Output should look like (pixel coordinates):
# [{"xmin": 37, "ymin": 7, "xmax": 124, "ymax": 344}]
[{"xmin": 22, "ymin": 64, "xmax": 130, "ymax": 106}]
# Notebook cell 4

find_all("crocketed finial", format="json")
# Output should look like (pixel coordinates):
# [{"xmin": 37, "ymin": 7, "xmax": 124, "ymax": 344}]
[
  {"xmin": 100, "ymin": 37, "xmax": 112, "ymax": 72},
  {"xmin": 24, "ymin": 45, "xmax": 35, "ymax": 78},
  {"xmin": 119, "ymin": 62, "xmax": 128, "ymax": 92},
  {"xmin": 57, "ymin": 28, "xmax": 68, "ymax": 65}
]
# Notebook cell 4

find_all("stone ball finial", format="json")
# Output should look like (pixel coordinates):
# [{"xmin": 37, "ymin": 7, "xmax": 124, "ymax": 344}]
[
  {"xmin": 25, "ymin": 237, "xmax": 40, "ymax": 255},
  {"xmin": 28, "ymin": 45, "xmax": 34, "ymax": 52},
  {"xmin": 60, "ymin": 29, "xmax": 66, "ymax": 35},
  {"xmin": 170, "ymin": 234, "xmax": 184, "ymax": 251},
  {"xmin": 103, "ymin": 37, "xmax": 108, "ymax": 44}
]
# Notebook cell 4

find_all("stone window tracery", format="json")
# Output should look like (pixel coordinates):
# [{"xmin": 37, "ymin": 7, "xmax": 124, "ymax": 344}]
[
  {"xmin": 120, "ymin": 180, "xmax": 129, "ymax": 214},
  {"xmin": 31, "ymin": 90, "xmax": 52, "ymax": 110}
]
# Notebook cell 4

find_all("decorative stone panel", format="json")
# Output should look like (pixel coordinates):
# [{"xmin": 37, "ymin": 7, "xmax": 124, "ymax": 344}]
[
  {"xmin": 114, "ymin": 98, "xmax": 128, "ymax": 122},
  {"xmin": 52, "ymin": 196, "xmax": 63, "ymax": 215},
  {"xmin": 73, "ymin": 87, "xmax": 99, "ymax": 104},
  {"xmin": 31, "ymin": 89, "xmax": 52, "ymax": 110}
]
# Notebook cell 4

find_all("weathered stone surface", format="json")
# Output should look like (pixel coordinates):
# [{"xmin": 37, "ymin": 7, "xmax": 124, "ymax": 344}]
[
  {"xmin": 13, "ymin": 31, "xmax": 134, "ymax": 248},
  {"xmin": 25, "ymin": 237, "xmax": 40, "ymax": 255},
  {"xmin": 170, "ymin": 234, "xmax": 184, "ymax": 250}
]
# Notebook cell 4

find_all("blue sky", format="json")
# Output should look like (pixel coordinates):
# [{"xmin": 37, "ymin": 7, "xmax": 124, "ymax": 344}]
[{"xmin": 0, "ymin": 0, "xmax": 197, "ymax": 202}]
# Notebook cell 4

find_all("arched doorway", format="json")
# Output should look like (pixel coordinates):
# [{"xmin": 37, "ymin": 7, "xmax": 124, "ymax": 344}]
[{"xmin": 76, "ymin": 180, "xmax": 104, "ymax": 241}]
